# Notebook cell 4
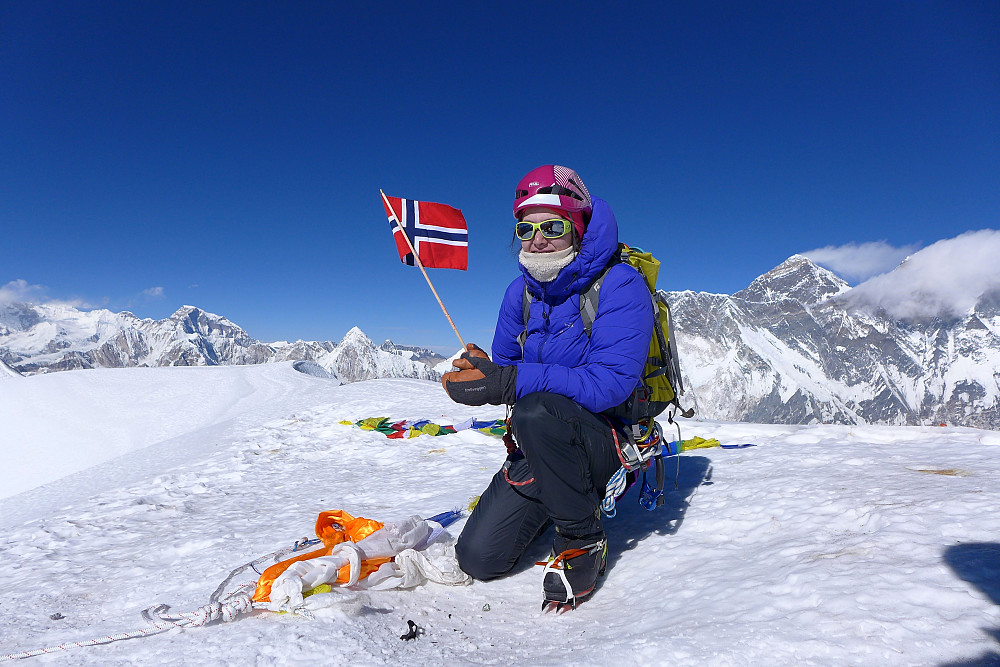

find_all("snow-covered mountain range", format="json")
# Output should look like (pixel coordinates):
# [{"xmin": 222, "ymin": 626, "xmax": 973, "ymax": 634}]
[
  {"xmin": 0, "ymin": 303, "xmax": 440, "ymax": 383},
  {"xmin": 3, "ymin": 253, "xmax": 998, "ymax": 428},
  {"xmin": 669, "ymin": 254, "xmax": 1000, "ymax": 429}
]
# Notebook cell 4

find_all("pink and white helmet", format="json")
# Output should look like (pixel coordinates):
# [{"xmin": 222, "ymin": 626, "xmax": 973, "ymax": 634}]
[{"xmin": 513, "ymin": 165, "xmax": 593, "ymax": 238}]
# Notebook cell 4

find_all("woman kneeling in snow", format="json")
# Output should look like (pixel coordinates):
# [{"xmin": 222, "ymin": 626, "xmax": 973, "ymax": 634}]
[{"xmin": 441, "ymin": 165, "xmax": 653, "ymax": 607}]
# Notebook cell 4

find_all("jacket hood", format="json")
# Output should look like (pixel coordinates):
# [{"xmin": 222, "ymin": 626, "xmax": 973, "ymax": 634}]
[{"xmin": 519, "ymin": 197, "xmax": 619, "ymax": 299}]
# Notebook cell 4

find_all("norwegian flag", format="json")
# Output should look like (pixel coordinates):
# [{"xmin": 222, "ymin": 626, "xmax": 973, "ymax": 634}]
[{"xmin": 382, "ymin": 195, "xmax": 468, "ymax": 270}]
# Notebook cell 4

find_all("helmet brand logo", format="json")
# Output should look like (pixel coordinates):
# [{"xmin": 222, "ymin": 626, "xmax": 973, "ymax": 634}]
[{"xmin": 528, "ymin": 181, "xmax": 539, "ymax": 187}]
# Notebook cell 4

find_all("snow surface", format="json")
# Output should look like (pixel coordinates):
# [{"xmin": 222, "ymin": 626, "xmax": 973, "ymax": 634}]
[
  {"xmin": 0, "ymin": 363, "xmax": 343, "ymax": 502},
  {"xmin": 2, "ymin": 364, "xmax": 999, "ymax": 665}
]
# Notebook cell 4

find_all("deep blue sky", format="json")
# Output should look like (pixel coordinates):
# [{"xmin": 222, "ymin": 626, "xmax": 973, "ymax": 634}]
[{"xmin": 2, "ymin": 2, "xmax": 997, "ymax": 351}]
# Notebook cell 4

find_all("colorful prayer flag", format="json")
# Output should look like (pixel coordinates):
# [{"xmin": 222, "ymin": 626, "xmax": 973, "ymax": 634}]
[{"xmin": 382, "ymin": 195, "xmax": 468, "ymax": 270}]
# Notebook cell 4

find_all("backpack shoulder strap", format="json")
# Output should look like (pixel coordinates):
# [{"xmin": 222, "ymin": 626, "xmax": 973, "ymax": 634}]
[
  {"xmin": 580, "ymin": 247, "xmax": 635, "ymax": 336},
  {"xmin": 579, "ymin": 272, "xmax": 606, "ymax": 337}
]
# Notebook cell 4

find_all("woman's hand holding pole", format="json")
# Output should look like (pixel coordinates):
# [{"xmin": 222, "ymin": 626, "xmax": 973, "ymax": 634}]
[{"xmin": 441, "ymin": 344, "xmax": 517, "ymax": 406}]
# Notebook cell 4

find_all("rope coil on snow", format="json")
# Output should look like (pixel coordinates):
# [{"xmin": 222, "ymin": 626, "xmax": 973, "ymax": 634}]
[{"xmin": 142, "ymin": 583, "xmax": 257, "ymax": 628}]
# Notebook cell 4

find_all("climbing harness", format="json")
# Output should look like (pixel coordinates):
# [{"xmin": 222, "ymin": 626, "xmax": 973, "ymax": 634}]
[{"xmin": 601, "ymin": 405, "xmax": 686, "ymax": 518}]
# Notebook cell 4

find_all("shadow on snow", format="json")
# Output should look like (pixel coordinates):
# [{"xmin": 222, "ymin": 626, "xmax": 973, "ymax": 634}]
[
  {"xmin": 501, "ymin": 456, "xmax": 713, "ymax": 581},
  {"xmin": 940, "ymin": 542, "xmax": 1000, "ymax": 666},
  {"xmin": 601, "ymin": 455, "xmax": 712, "ymax": 579}
]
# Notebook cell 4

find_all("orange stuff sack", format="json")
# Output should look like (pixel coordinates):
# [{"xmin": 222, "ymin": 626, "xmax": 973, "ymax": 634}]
[{"xmin": 253, "ymin": 510, "xmax": 388, "ymax": 602}]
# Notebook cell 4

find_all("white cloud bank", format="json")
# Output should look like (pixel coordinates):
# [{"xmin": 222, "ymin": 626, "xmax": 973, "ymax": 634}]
[
  {"xmin": 0, "ymin": 280, "xmax": 47, "ymax": 306},
  {"xmin": 0, "ymin": 279, "xmax": 97, "ymax": 309},
  {"xmin": 803, "ymin": 240, "xmax": 921, "ymax": 283},
  {"xmin": 843, "ymin": 229, "xmax": 1000, "ymax": 320}
]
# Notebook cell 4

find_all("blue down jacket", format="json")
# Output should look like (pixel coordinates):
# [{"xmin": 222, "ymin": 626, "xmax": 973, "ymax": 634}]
[{"xmin": 491, "ymin": 198, "xmax": 654, "ymax": 415}]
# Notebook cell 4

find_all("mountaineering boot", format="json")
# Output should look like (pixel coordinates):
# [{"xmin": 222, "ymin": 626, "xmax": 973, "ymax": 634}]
[{"xmin": 538, "ymin": 531, "xmax": 607, "ymax": 611}]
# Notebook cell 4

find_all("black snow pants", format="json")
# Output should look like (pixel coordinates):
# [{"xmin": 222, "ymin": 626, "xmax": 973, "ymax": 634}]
[{"xmin": 456, "ymin": 391, "xmax": 622, "ymax": 581}]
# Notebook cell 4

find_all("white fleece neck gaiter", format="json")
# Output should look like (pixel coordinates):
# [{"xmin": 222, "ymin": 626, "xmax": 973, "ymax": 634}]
[{"xmin": 519, "ymin": 246, "xmax": 577, "ymax": 283}]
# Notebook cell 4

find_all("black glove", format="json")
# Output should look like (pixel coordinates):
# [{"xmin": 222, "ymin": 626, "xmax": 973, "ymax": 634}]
[{"xmin": 444, "ymin": 353, "xmax": 517, "ymax": 406}]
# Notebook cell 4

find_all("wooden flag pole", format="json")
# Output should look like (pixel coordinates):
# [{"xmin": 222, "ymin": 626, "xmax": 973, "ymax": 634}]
[{"xmin": 380, "ymin": 189, "xmax": 467, "ymax": 350}]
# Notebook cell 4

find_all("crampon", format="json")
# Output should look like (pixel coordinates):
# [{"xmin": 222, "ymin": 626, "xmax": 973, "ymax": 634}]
[{"xmin": 537, "ymin": 535, "xmax": 607, "ymax": 613}]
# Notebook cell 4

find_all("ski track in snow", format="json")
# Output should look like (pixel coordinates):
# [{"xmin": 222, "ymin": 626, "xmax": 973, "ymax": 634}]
[{"xmin": 1, "ymin": 365, "xmax": 999, "ymax": 665}]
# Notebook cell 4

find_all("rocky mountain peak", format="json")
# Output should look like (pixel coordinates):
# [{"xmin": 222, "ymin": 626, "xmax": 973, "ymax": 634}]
[
  {"xmin": 974, "ymin": 288, "xmax": 1000, "ymax": 317},
  {"xmin": 340, "ymin": 326, "xmax": 371, "ymax": 346},
  {"xmin": 0, "ymin": 302, "xmax": 42, "ymax": 334},
  {"xmin": 735, "ymin": 254, "xmax": 850, "ymax": 306},
  {"xmin": 380, "ymin": 340, "xmax": 448, "ymax": 367},
  {"xmin": 169, "ymin": 305, "xmax": 246, "ymax": 339},
  {"xmin": 328, "ymin": 327, "xmax": 438, "ymax": 383}
]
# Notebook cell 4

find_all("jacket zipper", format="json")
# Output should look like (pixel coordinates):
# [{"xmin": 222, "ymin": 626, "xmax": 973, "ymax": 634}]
[{"xmin": 536, "ymin": 287, "xmax": 549, "ymax": 363}]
